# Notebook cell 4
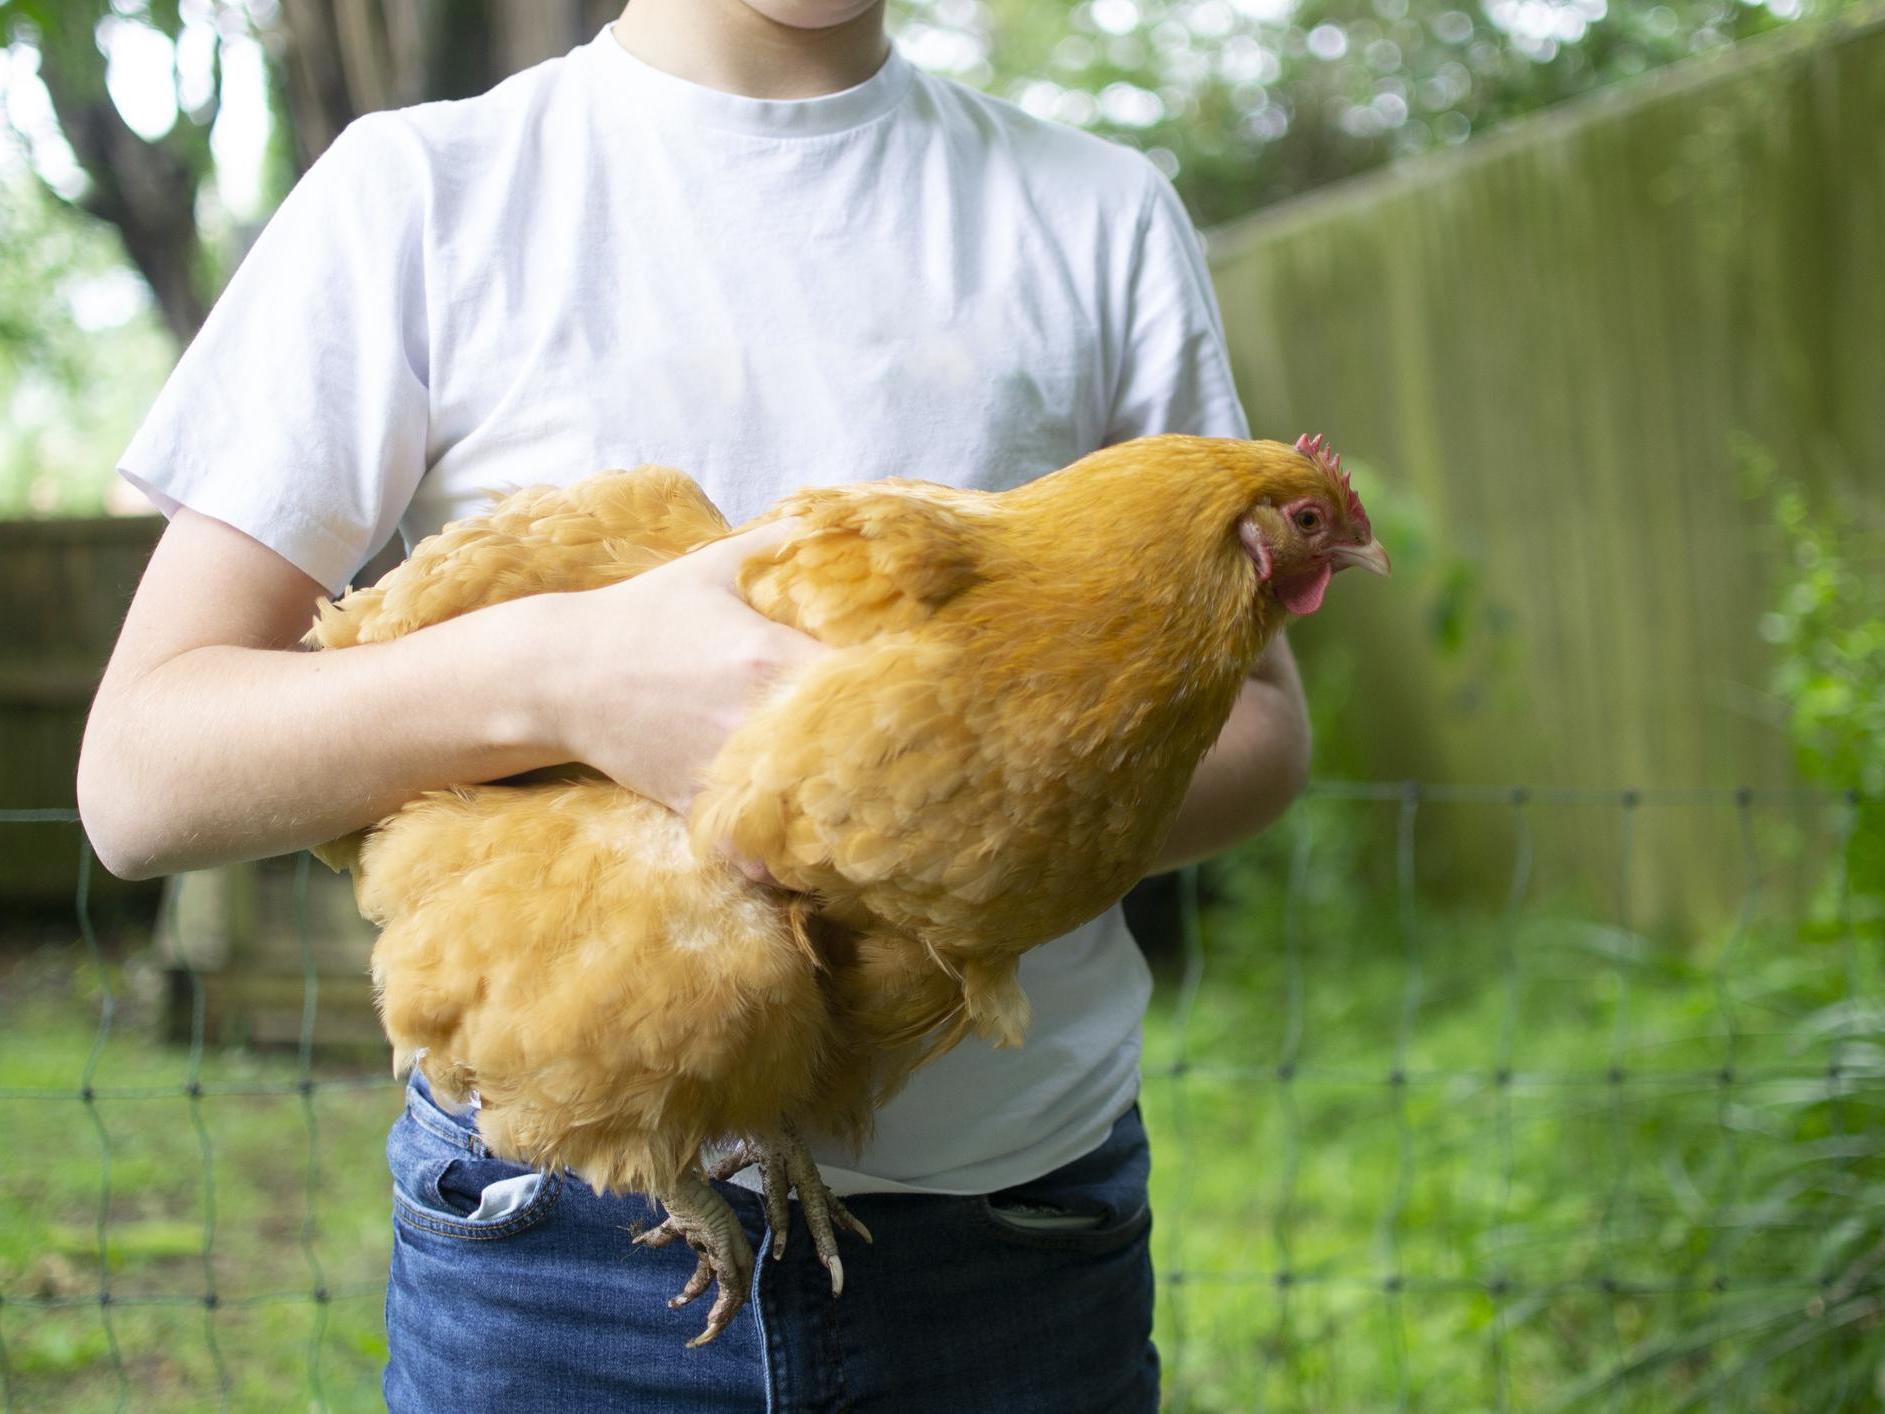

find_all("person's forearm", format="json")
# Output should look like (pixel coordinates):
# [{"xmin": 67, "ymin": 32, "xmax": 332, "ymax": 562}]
[
  {"xmin": 1150, "ymin": 641, "xmax": 1312, "ymax": 872},
  {"xmin": 78, "ymin": 595, "xmax": 564, "ymax": 879},
  {"xmin": 79, "ymin": 511, "xmax": 822, "ymax": 882}
]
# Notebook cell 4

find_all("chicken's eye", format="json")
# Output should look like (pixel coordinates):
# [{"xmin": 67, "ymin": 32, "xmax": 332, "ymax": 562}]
[{"xmin": 1295, "ymin": 509, "xmax": 1322, "ymax": 532}]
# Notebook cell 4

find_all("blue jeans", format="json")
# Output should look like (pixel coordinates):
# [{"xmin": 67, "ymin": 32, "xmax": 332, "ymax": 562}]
[{"xmin": 383, "ymin": 1073, "xmax": 1158, "ymax": 1411}]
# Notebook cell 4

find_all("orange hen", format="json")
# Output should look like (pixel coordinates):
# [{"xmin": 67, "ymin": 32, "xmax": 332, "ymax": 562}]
[{"xmin": 308, "ymin": 434, "xmax": 1388, "ymax": 1343}]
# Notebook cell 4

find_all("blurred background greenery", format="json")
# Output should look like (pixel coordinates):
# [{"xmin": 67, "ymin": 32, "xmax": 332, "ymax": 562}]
[{"xmin": 1, "ymin": 0, "xmax": 1881, "ymax": 1409}]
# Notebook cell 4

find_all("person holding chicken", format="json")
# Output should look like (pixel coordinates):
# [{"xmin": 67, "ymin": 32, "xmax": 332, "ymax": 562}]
[{"xmin": 78, "ymin": 0, "xmax": 1324, "ymax": 1408}]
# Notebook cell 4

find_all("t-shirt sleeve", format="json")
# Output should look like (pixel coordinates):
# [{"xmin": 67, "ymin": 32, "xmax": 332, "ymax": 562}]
[
  {"xmin": 118, "ymin": 114, "xmax": 429, "ymax": 596},
  {"xmin": 1104, "ymin": 166, "xmax": 1250, "ymax": 444}
]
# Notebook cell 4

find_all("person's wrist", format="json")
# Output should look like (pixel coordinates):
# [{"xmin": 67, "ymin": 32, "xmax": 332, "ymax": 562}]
[{"xmin": 476, "ymin": 591, "xmax": 587, "ymax": 765}]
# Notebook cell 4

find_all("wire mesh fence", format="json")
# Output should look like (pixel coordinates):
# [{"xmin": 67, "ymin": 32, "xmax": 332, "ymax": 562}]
[{"xmin": 0, "ymin": 782, "xmax": 1877, "ymax": 1411}]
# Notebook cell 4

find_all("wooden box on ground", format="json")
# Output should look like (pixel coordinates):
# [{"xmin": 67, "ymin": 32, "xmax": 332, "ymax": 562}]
[{"xmin": 156, "ymin": 858, "xmax": 388, "ymax": 1060}]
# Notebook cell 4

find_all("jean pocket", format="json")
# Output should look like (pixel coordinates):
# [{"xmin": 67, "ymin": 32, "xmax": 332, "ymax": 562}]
[
  {"xmin": 387, "ymin": 1109, "xmax": 563, "ymax": 1241},
  {"xmin": 974, "ymin": 1195, "xmax": 1151, "ymax": 1255}
]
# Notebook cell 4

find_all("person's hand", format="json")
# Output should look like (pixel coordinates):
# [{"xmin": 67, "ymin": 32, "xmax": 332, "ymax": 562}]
[{"xmin": 536, "ymin": 519, "xmax": 825, "ymax": 820}]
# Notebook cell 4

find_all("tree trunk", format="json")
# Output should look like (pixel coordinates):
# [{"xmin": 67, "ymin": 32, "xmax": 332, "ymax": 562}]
[
  {"xmin": 8, "ymin": 0, "xmax": 617, "ymax": 345},
  {"xmin": 29, "ymin": 22, "xmax": 213, "ymax": 346},
  {"xmin": 271, "ymin": 0, "xmax": 617, "ymax": 173}
]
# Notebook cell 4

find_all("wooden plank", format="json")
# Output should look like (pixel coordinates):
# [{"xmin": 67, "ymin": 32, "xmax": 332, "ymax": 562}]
[{"xmin": 1, "ymin": 515, "xmax": 164, "ymax": 903}]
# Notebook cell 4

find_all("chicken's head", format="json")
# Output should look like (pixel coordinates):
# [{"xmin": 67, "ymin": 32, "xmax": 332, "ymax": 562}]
[{"xmin": 1235, "ymin": 432, "xmax": 1391, "ymax": 617}]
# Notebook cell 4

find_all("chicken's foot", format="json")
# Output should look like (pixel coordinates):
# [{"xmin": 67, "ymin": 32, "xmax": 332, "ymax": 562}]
[
  {"xmin": 633, "ymin": 1172, "xmax": 754, "ymax": 1347},
  {"xmin": 710, "ymin": 1119, "xmax": 873, "ymax": 1296}
]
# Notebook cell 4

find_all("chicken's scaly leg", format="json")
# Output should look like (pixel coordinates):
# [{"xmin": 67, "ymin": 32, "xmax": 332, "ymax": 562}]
[
  {"xmin": 711, "ymin": 1119, "xmax": 873, "ymax": 1296},
  {"xmin": 633, "ymin": 1172, "xmax": 754, "ymax": 1347}
]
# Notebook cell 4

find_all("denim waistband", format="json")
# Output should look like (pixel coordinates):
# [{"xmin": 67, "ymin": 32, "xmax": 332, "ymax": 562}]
[{"xmin": 401, "ymin": 1068, "xmax": 1146, "ymax": 1202}]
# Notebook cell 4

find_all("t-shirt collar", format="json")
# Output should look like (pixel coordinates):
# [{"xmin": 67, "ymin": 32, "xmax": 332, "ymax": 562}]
[{"xmin": 586, "ymin": 25, "xmax": 914, "ymax": 139}]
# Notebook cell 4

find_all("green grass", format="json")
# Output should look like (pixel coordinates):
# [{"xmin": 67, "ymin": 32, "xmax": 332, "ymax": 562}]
[
  {"xmin": 1139, "ymin": 824, "xmax": 1885, "ymax": 1412},
  {"xmin": 3, "ymin": 818, "xmax": 1881, "ymax": 1411},
  {"xmin": 0, "ymin": 946, "xmax": 400, "ymax": 1412}
]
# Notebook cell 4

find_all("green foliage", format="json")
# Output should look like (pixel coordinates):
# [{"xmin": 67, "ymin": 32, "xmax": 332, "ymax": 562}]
[
  {"xmin": 0, "ymin": 158, "xmax": 173, "ymax": 516},
  {"xmin": 1744, "ymin": 442, "xmax": 1885, "ymax": 926},
  {"xmin": 895, "ymin": 0, "xmax": 1848, "ymax": 226},
  {"xmin": 1280, "ymin": 459, "xmax": 1513, "ymax": 786},
  {"xmin": 1148, "ymin": 796, "xmax": 1885, "ymax": 1409}
]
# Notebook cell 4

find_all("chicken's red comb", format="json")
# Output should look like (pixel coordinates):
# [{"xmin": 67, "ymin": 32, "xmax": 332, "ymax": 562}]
[{"xmin": 1295, "ymin": 432, "xmax": 1367, "ymax": 526}]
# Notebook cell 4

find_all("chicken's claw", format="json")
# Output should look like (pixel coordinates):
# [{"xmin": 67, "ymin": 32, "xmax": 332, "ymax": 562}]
[
  {"xmin": 669, "ymin": 1253, "xmax": 715, "ymax": 1308},
  {"xmin": 743, "ymin": 1120, "xmax": 874, "ymax": 1296},
  {"xmin": 635, "ymin": 1173, "xmax": 754, "ymax": 1347}
]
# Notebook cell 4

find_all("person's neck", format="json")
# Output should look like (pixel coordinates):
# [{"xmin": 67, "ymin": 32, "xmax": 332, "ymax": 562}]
[{"xmin": 611, "ymin": 1, "xmax": 888, "ymax": 100}]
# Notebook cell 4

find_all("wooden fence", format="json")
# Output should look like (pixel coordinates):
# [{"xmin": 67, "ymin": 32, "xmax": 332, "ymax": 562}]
[
  {"xmin": 0, "ymin": 515, "xmax": 161, "ymax": 909},
  {"xmin": 0, "ymin": 511, "xmax": 381, "ymax": 1045},
  {"xmin": 1206, "ymin": 11, "xmax": 1884, "ymax": 920}
]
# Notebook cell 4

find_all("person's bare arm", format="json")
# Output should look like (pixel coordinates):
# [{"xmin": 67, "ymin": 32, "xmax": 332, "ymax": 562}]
[
  {"xmin": 77, "ymin": 508, "xmax": 819, "ymax": 879},
  {"xmin": 1149, "ymin": 634, "xmax": 1312, "ymax": 872}
]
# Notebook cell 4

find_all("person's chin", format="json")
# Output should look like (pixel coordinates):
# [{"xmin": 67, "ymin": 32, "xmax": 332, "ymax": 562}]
[{"xmin": 741, "ymin": 0, "xmax": 883, "ymax": 32}]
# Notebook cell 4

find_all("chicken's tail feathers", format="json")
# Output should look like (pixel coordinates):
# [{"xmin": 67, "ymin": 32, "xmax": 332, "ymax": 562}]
[
  {"xmin": 864, "ymin": 947, "xmax": 1029, "ymax": 1076},
  {"xmin": 864, "ymin": 1003, "xmax": 983, "ymax": 1110},
  {"xmin": 863, "ymin": 962, "xmax": 1028, "ymax": 1105},
  {"xmin": 959, "ymin": 956, "xmax": 1030, "ymax": 1050}
]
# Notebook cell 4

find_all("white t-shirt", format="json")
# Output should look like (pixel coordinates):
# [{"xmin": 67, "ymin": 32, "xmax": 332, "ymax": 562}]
[{"xmin": 122, "ymin": 27, "xmax": 1249, "ymax": 1196}]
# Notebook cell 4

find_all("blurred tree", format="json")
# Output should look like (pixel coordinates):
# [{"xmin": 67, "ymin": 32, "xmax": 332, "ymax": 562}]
[
  {"xmin": 0, "ymin": 160, "xmax": 174, "ymax": 514},
  {"xmin": 894, "ymin": 0, "xmax": 1846, "ymax": 224},
  {"xmin": 0, "ymin": 0, "xmax": 225, "ymax": 343},
  {"xmin": 0, "ymin": 0, "xmax": 614, "ymax": 346}
]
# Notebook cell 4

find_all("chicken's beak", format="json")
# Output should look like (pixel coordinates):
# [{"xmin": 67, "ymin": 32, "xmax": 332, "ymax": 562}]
[{"xmin": 1330, "ymin": 538, "xmax": 1391, "ymax": 577}]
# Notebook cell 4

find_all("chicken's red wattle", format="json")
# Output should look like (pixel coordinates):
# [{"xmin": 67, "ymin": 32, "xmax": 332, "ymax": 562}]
[{"xmin": 1277, "ymin": 562, "xmax": 1332, "ymax": 616}]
